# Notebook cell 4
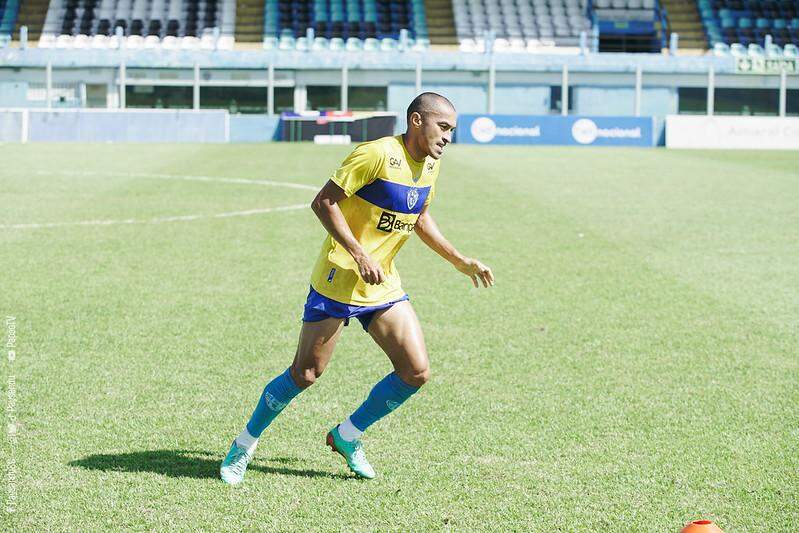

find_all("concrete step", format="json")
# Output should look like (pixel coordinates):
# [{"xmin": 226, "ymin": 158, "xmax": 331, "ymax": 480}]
[{"xmin": 424, "ymin": 0, "xmax": 457, "ymax": 44}]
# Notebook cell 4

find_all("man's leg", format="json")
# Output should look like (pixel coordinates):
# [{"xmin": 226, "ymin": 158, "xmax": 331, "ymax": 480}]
[
  {"xmin": 327, "ymin": 301, "xmax": 429, "ymax": 478},
  {"xmin": 221, "ymin": 317, "xmax": 344, "ymax": 484}
]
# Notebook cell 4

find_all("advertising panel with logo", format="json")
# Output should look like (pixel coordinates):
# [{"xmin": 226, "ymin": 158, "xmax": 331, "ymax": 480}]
[
  {"xmin": 665, "ymin": 115, "xmax": 799, "ymax": 150},
  {"xmin": 458, "ymin": 115, "xmax": 654, "ymax": 147}
]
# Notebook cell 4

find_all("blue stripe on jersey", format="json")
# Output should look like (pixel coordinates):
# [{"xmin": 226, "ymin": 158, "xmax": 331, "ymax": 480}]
[{"xmin": 355, "ymin": 179, "xmax": 431, "ymax": 215}]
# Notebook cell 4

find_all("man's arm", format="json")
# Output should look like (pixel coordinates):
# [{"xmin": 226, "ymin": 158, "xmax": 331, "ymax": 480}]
[
  {"xmin": 310, "ymin": 180, "xmax": 385, "ymax": 285},
  {"xmin": 414, "ymin": 206, "xmax": 494, "ymax": 288}
]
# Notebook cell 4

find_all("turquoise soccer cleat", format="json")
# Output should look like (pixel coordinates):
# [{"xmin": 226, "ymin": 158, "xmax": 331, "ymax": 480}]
[
  {"xmin": 326, "ymin": 426, "xmax": 376, "ymax": 479},
  {"xmin": 220, "ymin": 440, "xmax": 252, "ymax": 485}
]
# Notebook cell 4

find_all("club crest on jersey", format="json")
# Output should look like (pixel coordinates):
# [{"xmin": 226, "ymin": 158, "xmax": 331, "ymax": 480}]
[{"xmin": 407, "ymin": 188, "xmax": 419, "ymax": 210}]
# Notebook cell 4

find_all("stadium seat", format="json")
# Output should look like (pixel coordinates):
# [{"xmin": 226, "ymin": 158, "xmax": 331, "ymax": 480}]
[
  {"xmin": 40, "ymin": 0, "xmax": 235, "ymax": 45},
  {"xmin": 729, "ymin": 42, "xmax": 746, "ymax": 56},
  {"xmin": 712, "ymin": 41, "xmax": 730, "ymax": 55},
  {"xmin": 700, "ymin": 0, "xmax": 799, "ymax": 47},
  {"xmin": 455, "ymin": 0, "xmax": 590, "ymax": 48},
  {"xmin": 765, "ymin": 41, "xmax": 783, "ymax": 57}
]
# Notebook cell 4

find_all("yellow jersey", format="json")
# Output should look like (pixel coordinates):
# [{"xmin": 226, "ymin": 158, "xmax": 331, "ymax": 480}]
[{"xmin": 310, "ymin": 135, "xmax": 440, "ymax": 306}]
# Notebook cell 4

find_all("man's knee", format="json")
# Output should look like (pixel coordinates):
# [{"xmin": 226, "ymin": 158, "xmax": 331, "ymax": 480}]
[
  {"xmin": 399, "ymin": 365, "xmax": 430, "ymax": 388},
  {"xmin": 291, "ymin": 364, "xmax": 322, "ymax": 389}
]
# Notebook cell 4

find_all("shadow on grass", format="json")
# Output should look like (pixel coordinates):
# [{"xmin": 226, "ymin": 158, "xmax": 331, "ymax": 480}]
[{"xmin": 69, "ymin": 449, "xmax": 352, "ymax": 480}]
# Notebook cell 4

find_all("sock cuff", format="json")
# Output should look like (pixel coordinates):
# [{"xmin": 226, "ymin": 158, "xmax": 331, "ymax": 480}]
[
  {"xmin": 388, "ymin": 372, "xmax": 420, "ymax": 397},
  {"xmin": 282, "ymin": 367, "xmax": 302, "ymax": 395}
]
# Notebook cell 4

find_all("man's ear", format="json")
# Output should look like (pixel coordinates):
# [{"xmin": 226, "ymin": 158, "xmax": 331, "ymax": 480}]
[{"xmin": 410, "ymin": 112, "xmax": 422, "ymax": 128}]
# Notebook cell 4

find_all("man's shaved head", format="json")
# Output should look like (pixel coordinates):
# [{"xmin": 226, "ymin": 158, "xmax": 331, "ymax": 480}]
[
  {"xmin": 406, "ymin": 92, "xmax": 456, "ymax": 123},
  {"xmin": 403, "ymin": 92, "xmax": 457, "ymax": 161}
]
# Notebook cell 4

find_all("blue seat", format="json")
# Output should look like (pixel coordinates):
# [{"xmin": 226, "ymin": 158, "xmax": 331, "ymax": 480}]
[{"xmin": 739, "ymin": 17, "xmax": 752, "ymax": 28}]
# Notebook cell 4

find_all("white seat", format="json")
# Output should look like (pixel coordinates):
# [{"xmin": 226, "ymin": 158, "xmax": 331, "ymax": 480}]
[
  {"xmin": 55, "ymin": 34, "xmax": 74, "ymax": 48},
  {"xmin": 509, "ymin": 37, "xmax": 526, "ymax": 50},
  {"xmin": 162, "ymin": 35, "xmax": 179, "ymax": 49},
  {"xmin": 181, "ymin": 36, "xmax": 200, "ymax": 49},
  {"xmin": 712, "ymin": 42, "xmax": 730, "ymax": 56},
  {"xmin": 217, "ymin": 35, "xmax": 234, "ymax": 49},
  {"xmin": 144, "ymin": 35, "xmax": 161, "ymax": 48},
  {"xmin": 91, "ymin": 34, "xmax": 108, "ymax": 48},
  {"xmin": 411, "ymin": 38, "xmax": 430, "ymax": 51},
  {"xmin": 493, "ymin": 38, "xmax": 511, "ymax": 51},
  {"xmin": 329, "ymin": 37, "xmax": 345, "ymax": 50},
  {"xmin": 126, "ymin": 35, "xmax": 144, "ymax": 48},
  {"xmin": 262, "ymin": 36, "xmax": 279, "ymax": 49},
  {"xmin": 526, "ymin": 38, "xmax": 541, "ymax": 49},
  {"xmin": 346, "ymin": 37, "xmax": 362, "ymax": 50},
  {"xmin": 730, "ymin": 43, "xmax": 746, "ymax": 58},
  {"xmin": 379, "ymin": 37, "xmax": 397, "ymax": 51},
  {"xmin": 38, "ymin": 33, "xmax": 56, "ymax": 48},
  {"xmin": 459, "ymin": 38, "xmax": 477, "ymax": 51},
  {"xmin": 73, "ymin": 34, "xmax": 91, "ymax": 48}
]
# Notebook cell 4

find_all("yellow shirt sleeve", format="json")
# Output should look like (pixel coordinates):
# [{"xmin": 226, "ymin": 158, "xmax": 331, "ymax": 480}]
[{"xmin": 330, "ymin": 142, "xmax": 384, "ymax": 197}]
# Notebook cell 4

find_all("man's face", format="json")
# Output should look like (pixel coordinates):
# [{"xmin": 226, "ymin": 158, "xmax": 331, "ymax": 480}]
[{"xmin": 414, "ymin": 106, "xmax": 457, "ymax": 160}]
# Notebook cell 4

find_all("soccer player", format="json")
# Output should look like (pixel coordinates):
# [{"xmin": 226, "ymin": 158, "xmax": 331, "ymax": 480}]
[{"xmin": 221, "ymin": 92, "xmax": 494, "ymax": 483}]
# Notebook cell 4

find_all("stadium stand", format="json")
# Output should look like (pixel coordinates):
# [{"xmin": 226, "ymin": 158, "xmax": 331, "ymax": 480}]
[
  {"xmin": 453, "ymin": 0, "xmax": 591, "ymax": 49},
  {"xmin": 0, "ymin": 0, "xmax": 20, "ymax": 45},
  {"xmin": 259, "ymin": 0, "xmax": 430, "ymax": 50},
  {"xmin": 38, "ymin": 0, "xmax": 236, "ymax": 48},
  {"xmin": 700, "ymin": 0, "xmax": 799, "ymax": 47},
  {"xmin": 590, "ymin": 0, "xmax": 668, "ymax": 52}
]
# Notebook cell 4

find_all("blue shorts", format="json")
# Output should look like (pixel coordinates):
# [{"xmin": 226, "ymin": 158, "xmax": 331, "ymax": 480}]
[{"xmin": 302, "ymin": 286, "xmax": 410, "ymax": 332}]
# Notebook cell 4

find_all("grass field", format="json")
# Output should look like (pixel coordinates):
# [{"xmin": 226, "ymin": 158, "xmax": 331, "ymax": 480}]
[{"xmin": 1, "ymin": 143, "xmax": 797, "ymax": 531}]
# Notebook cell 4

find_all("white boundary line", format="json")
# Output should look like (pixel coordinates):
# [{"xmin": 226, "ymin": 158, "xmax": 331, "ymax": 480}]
[
  {"xmin": 35, "ymin": 170, "xmax": 319, "ymax": 191},
  {"xmin": 4, "ymin": 171, "xmax": 317, "ymax": 230},
  {"xmin": 1, "ymin": 204, "xmax": 308, "ymax": 230}
]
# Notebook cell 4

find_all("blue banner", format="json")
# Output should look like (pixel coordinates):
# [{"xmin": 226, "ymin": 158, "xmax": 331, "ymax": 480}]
[{"xmin": 457, "ymin": 115, "xmax": 654, "ymax": 147}]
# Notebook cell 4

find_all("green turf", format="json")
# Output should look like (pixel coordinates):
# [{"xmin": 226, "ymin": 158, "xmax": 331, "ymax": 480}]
[{"xmin": 1, "ymin": 143, "xmax": 797, "ymax": 530}]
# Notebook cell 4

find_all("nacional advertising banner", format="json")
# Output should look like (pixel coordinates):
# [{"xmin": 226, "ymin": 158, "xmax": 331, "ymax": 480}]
[
  {"xmin": 458, "ymin": 115, "xmax": 654, "ymax": 146},
  {"xmin": 665, "ymin": 115, "xmax": 799, "ymax": 150}
]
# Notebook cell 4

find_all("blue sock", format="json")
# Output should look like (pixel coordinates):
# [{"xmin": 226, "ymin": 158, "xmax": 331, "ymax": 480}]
[
  {"xmin": 245, "ymin": 368, "xmax": 303, "ymax": 438},
  {"xmin": 349, "ymin": 372, "xmax": 420, "ymax": 432}
]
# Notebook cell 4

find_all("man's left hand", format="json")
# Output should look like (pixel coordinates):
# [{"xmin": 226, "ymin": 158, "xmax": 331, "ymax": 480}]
[{"xmin": 456, "ymin": 258, "xmax": 495, "ymax": 288}]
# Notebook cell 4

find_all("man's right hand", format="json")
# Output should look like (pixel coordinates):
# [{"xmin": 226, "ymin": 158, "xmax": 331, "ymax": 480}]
[{"xmin": 354, "ymin": 253, "xmax": 385, "ymax": 285}]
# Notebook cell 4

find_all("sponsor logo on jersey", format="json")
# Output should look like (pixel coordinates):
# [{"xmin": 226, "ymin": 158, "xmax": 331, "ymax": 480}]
[
  {"xmin": 388, "ymin": 156, "xmax": 402, "ymax": 169},
  {"xmin": 377, "ymin": 211, "xmax": 415, "ymax": 233},
  {"xmin": 426, "ymin": 161, "xmax": 435, "ymax": 172}
]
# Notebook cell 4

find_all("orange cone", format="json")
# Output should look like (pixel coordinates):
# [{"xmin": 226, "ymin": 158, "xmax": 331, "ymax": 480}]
[{"xmin": 680, "ymin": 520, "xmax": 724, "ymax": 533}]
